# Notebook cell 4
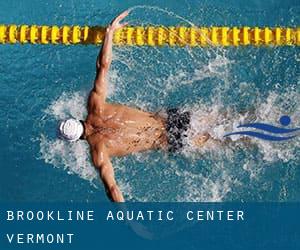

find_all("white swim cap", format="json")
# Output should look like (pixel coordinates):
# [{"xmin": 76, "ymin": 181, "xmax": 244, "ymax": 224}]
[{"xmin": 58, "ymin": 118, "xmax": 84, "ymax": 142}]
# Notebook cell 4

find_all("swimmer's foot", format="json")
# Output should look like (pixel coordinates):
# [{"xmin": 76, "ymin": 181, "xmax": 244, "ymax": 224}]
[{"xmin": 193, "ymin": 133, "xmax": 210, "ymax": 147}]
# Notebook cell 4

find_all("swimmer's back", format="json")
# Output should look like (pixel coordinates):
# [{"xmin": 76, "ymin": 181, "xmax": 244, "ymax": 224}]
[{"xmin": 86, "ymin": 101, "xmax": 168, "ymax": 156}]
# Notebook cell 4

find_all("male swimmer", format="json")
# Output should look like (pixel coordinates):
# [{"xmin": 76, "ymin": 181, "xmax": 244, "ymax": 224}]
[{"xmin": 58, "ymin": 11, "xmax": 210, "ymax": 202}]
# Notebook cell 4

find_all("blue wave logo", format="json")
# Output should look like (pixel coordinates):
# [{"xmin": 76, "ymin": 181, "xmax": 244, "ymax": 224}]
[{"xmin": 224, "ymin": 116, "xmax": 300, "ymax": 141}]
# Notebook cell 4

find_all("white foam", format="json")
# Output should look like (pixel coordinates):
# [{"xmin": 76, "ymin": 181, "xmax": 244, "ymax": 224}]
[
  {"xmin": 38, "ymin": 72, "xmax": 300, "ymax": 203},
  {"xmin": 181, "ymin": 89, "xmax": 300, "ymax": 162},
  {"xmin": 45, "ymin": 92, "xmax": 87, "ymax": 120},
  {"xmin": 39, "ymin": 92, "xmax": 98, "ymax": 185},
  {"xmin": 37, "ymin": 7, "xmax": 299, "ymax": 202},
  {"xmin": 175, "ymin": 163, "xmax": 233, "ymax": 202},
  {"xmin": 39, "ymin": 134, "xmax": 97, "ymax": 183}
]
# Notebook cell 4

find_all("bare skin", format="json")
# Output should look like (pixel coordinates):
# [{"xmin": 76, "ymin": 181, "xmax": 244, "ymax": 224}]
[{"xmin": 82, "ymin": 11, "xmax": 209, "ymax": 202}]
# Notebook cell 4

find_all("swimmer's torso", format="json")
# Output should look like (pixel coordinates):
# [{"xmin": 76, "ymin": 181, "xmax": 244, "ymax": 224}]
[{"xmin": 85, "ymin": 92, "xmax": 167, "ymax": 156}]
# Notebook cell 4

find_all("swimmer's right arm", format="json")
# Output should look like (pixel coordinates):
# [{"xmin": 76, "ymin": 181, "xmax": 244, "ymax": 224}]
[
  {"xmin": 92, "ymin": 143, "xmax": 125, "ymax": 202},
  {"xmin": 93, "ymin": 11, "xmax": 129, "ymax": 100}
]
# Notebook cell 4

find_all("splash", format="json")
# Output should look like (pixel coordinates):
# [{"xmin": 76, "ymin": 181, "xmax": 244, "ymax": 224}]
[
  {"xmin": 45, "ymin": 92, "xmax": 87, "ymax": 120},
  {"xmin": 184, "ymin": 90, "xmax": 300, "ymax": 161},
  {"xmin": 38, "ymin": 6, "xmax": 299, "ymax": 202},
  {"xmin": 39, "ymin": 92, "xmax": 98, "ymax": 186},
  {"xmin": 39, "ymin": 134, "xmax": 98, "ymax": 184},
  {"xmin": 39, "ymin": 89, "xmax": 300, "ymax": 202}
]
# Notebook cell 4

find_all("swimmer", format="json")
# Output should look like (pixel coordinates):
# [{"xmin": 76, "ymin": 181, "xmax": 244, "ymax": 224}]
[{"xmin": 58, "ymin": 11, "xmax": 210, "ymax": 202}]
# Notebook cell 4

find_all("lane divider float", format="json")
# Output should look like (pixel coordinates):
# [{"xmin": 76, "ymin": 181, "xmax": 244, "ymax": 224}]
[{"xmin": 0, "ymin": 25, "xmax": 299, "ymax": 46}]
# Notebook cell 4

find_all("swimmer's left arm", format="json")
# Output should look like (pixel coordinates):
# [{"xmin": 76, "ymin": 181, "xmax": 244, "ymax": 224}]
[
  {"xmin": 93, "ymin": 11, "xmax": 129, "ymax": 100},
  {"xmin": 92, "ymin": 143, "xmax": 125, "ymax": 202}
]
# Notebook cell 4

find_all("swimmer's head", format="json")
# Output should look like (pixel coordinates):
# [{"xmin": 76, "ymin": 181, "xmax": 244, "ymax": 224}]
[{"xmin": 57, "ymin": 118, "xmax": 84, "ymax": 142}]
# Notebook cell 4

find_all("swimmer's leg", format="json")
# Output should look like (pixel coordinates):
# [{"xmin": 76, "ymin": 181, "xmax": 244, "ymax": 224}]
[
  {"xmin": 190, "ymin": 114, "xmax": 216, "ymax": 147},
  {"xmin": 192, "ymin": 133, "xmax": 254, "ymax": 148},
  {"xmin": 191, "ymin": 106, "xmax": 259, "ymax": 147},
  {"xmin": 192, "ymin": 132, "xmax": 211, "ymax": 147}
]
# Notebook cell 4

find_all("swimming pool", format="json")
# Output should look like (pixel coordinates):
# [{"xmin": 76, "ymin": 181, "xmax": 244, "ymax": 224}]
[{"xmin": 0, "ymin": 0, "xmax": 299, "ymax": 202}]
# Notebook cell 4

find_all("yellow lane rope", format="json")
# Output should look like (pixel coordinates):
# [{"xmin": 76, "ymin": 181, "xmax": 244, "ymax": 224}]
[{"xmin": 0, "ymin": 25, "xmax": 299, "ymax": 46}]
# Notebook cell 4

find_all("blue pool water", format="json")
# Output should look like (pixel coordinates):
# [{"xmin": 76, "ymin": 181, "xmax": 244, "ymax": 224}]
[{"xmin": 0, "ymin": 0, "xmax": 299, "ymax": 202}]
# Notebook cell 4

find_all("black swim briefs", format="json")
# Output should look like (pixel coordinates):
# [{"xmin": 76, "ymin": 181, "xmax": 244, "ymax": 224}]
[{"xmin": 166, "ymin": 108, "xmax": 191, "ymax": 153}]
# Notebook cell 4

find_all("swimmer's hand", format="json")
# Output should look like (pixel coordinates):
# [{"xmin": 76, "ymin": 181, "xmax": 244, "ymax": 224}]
[{"xmin": 107, "ymin": 10, "xmax": 129, "ymax": 33}]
